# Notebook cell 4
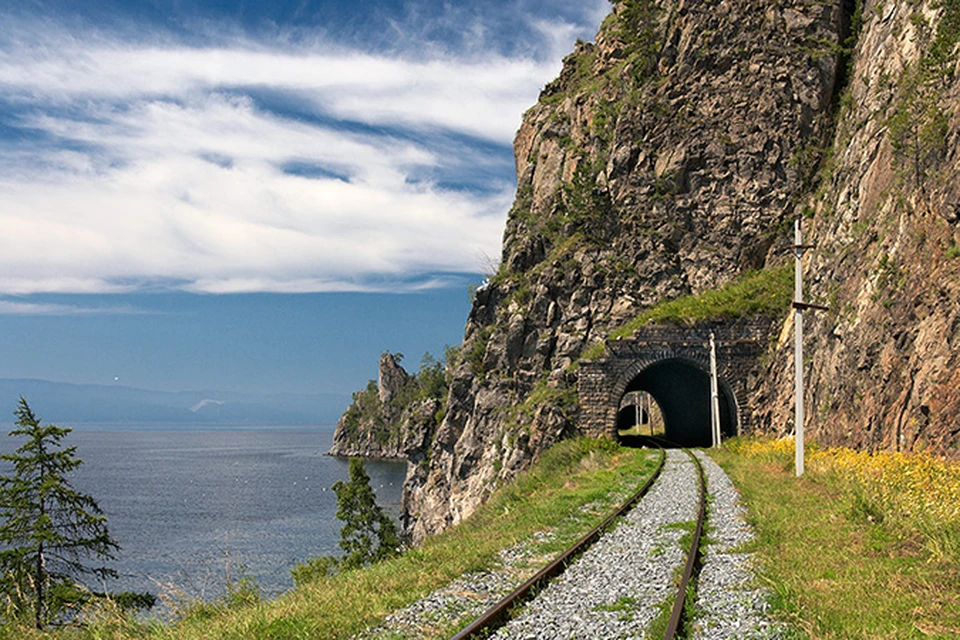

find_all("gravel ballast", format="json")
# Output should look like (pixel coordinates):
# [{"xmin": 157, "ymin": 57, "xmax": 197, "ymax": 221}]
[
  {"xmin": 692, "ymin": 451, "xmax": 784, "ymax": 640},
  {"xmin": 492, "ymin": 449, "xmax": 698, "ymax": 639}
]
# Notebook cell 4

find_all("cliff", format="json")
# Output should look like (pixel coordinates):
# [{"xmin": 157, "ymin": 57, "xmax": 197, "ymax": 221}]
[
  {"xmin": 341, "ymin": 0, "xmax": 959, "ymax": 543},
  {"xmin": 754, "ymin": 0, "xmax": 960, "ymax": 454},
  {"xmin": 401, "ymin": 0, "xmax": 847, "ymax": 541},
  {"xmin": 329, "ymin": 353, "xmax": 442, "ymax": 460}
]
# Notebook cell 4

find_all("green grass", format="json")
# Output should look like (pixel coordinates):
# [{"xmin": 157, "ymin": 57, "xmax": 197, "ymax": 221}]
[
  {"xmin": 709, "ymin": 441, "xmax": 960, "ymax": 639},
  {"xmin": 5, "ymin": 440, "xmax": 659, "ymax": 640},
  {"xmin": 582, "ymin": 266, "xmax": 793, "ymax": 359}
]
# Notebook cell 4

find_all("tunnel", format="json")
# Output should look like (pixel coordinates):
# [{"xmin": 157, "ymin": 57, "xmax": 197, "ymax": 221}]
[
  {"xmin": 616, "ymin": 358, "xmax": 738, "ymax": 447},
  {"xmin": 616, "ymin": 405, "xmax": 649, "ymax": 431}
]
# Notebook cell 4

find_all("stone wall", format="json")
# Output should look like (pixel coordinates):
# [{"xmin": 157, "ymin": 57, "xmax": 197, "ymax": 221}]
[{"xmin": 579, "ymin": 318, "xmax": 773, "ymax": 438}]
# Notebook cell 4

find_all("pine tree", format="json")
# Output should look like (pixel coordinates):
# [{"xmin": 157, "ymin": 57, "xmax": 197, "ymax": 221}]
[
  {"xmin": 0, "ymin": 398, "xmax": 119, "ymax": 629},
  {"xmin": 333, "ymin": 457, "xmax": 400, "ymax": 569},
  {"xmin": 290, "ymin": 457, "xmax": 402, "ymax": 586}
]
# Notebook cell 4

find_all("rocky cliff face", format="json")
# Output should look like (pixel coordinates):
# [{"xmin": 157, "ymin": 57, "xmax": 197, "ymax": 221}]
[
  {"xmin": 341, "ymin": 0, "xmax": 958, "ymax": 543},
  {"xmin": 401, "ymin": 0, "xmax": 849, "ymax": 541},
  {"xmin": 329, "ymin": 353, "xmax": 438, "ymax": 460},
  {"xmin": 754, "ymin": 0, "xmax": 960, "ymax": 455}
]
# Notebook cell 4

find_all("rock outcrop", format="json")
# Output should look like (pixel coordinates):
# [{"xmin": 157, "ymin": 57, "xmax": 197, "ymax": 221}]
[
  {"xmin": 402, "ymin": 0, "xmax": 847, "ymax": 541},
  {"xmin": 329, "ymin": 353, "xmax": 440, "ymax": 460},
  {"xmin": 342, "ymin": 0, "xmax": 959, "ymax": 544},
  {"xmin": 754, "ymin": 0, "xmax": 960, "ymax": 455}
]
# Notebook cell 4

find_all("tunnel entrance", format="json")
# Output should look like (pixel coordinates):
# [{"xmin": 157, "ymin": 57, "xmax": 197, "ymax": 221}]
[
  {"xmin": 577, "ymin": 319, "xmax": 768, "ymax": 443},
  {"xmin": 615, "ymin": 391, "xmax": 664, "ymax": 437},
  {"xmin": 617, "ymin": 358, "xmax": 737, "ymax": 447}
]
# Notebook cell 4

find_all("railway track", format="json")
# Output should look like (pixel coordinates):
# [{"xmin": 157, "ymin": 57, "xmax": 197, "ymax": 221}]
[{"xmin": 450, "ymin": 439, "xmax": 707, "ymax": 640}]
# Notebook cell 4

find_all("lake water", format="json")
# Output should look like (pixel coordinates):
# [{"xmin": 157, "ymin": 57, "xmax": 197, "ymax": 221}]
[{"xmin": 0, "ymin": 427, "xmax": 408, "ymax": 601}]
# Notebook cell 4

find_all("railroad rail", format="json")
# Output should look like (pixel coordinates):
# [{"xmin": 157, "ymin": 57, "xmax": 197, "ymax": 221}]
[
  {"xmin": 664, "ymin": 443, "xmax": 707, "ymax": 638},
  {"xmin": 450, "ymin": 438, "xmax": 708, "ymax": 640}
]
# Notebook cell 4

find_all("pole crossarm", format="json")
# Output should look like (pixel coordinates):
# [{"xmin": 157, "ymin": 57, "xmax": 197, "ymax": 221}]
[
  {"xmin": 778, "ymin": 243, "xmax": 817, "ymax": 253},
  {"xmin": 792, "ymin": 301, "xmax": 829, "ymax": 312}
]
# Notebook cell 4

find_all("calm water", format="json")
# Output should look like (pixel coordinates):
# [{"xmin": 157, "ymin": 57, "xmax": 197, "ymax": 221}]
[{"xmin": 0, "ymin": 428, "xmax": 407, "ymax": 600}]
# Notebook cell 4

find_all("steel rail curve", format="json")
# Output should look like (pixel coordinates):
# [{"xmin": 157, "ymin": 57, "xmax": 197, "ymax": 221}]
[
  {"xmin": 449, "ymin": 436, "xmax": 708, "ymax": 640},
  {"xmin": 663, "ymin": 445, "xmax": 707, "ymax": 639},
  {"xmin": 448, "ymin": 444, "xmax": 667, "ymax": 640}
]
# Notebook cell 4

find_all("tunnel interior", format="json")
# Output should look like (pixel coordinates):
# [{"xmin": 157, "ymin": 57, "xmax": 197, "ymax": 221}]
[
  {"xmin": 617, "ymin": 358, "xmax": 737, "ymax": 447},
  {"xmin": 616, "ymin": 406, "xmax": 649, "ymax": 430}
]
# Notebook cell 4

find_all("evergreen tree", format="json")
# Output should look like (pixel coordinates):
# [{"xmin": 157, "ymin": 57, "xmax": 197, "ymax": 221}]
[
  {"xmin": 0, "ymin": 398, "xmax": 118, "ymax": 629},
  {"xmin": 290, "ymin": 457, "xmax": 402, "ymax": 586},
  {"xmin": 333, "ymin": 457, "xmax": 400, "ymax": 569}
]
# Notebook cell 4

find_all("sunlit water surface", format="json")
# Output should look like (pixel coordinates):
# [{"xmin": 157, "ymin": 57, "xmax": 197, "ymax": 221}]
[{"xmin": 0, "ymin": 428, "xmax": 406, "ymax": 602}]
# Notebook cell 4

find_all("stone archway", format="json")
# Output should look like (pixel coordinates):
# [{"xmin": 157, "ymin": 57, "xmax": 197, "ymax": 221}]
[
  {"xmin": 613, "ymin": 357, "xmax": 739, "ymax": 447},
  {"xmin": 577, "ymin": 318, "xmax": 771, "ymax": 444}
]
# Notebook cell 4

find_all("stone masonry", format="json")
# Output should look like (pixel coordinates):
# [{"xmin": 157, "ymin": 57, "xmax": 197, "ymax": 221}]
[{"xmin": 578, "ymin": 318, "xmax": 773, "ymax": 440}]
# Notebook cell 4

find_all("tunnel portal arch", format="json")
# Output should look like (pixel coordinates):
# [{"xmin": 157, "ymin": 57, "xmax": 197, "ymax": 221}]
[
  {"xmin": 614, "ymin": 357, "xmax": 739, "ymax": 447},
  {"xmin": 577, "ymin": 319, "xmax": 771, "ymax": 445}
]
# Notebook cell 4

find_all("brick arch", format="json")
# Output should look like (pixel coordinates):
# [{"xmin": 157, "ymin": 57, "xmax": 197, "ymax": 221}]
[
  {"xmin": 576, "ymin": 318, "xmax": 772, "ymax": 442},
  {"xmin": 610, "ymin": 352, "xmax": 710, "ymax": 406}
]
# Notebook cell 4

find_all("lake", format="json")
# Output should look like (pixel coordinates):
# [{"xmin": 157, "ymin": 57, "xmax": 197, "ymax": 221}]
[{"xmin": 0, "ymin": 427, "xmax": 408, "ymax": 602}]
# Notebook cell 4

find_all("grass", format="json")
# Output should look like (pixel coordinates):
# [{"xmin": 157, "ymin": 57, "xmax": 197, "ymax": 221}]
[
  {"xmin": 582, "ymin": 266, "xmax": 793, "ymax": 359},
  {"xmin": 3, "ymin": 439, "xmax": 659, "ymax": 640},
  {"xmin": 709, "ymin": 437, "xmax": 960, "ymax": 639}
]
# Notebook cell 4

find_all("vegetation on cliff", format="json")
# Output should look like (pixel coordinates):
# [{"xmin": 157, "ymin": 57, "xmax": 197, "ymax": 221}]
[
  {"xmin": 886, "ymin": 0, "xmax": 960, "ymax": 190},
  {"xmin": 581, "ymin": 266, "xmax": 794, "ymax": 360},
  {"xmin": 331, "ymin": 351, "xmax": 451, "ymax": 458}
]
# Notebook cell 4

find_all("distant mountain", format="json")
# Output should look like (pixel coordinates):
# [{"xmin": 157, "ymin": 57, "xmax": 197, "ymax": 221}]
[{"xmin": 0, "ymin": 379, "xmax": 349, "ymax": 427}]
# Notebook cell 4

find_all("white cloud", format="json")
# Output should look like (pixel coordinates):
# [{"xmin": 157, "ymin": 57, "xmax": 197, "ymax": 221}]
[
  {"xmin": 0, "ymin": 300, "xmax": 143, "ymax": 315},
  {"xmin": 0, "ymin": 6, "xmax": 605, "ymax": 294},
  {"xmin": 1, "ymin": 39, "xmax": 553, "ymax": 144}
]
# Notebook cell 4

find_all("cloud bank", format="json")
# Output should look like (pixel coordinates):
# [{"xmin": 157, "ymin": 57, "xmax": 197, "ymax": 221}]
[{"xmin": 0, "ymin": 2, "xmax": 607, "ymax": 294}]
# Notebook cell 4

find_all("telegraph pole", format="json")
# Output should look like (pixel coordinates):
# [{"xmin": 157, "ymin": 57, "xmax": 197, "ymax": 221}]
[
  {"xmin": 634, "ymin": 393, "xmax": 640, "ymax": 433},
  {"xmin": 709, "ymin": 332, "xmax": 721, "ymax": 448},
  {"xmin": 789, "ymin": 217, "xmax": 827, "ymax": 476},
  {"xmin": 794, "ymin": 219, "xmax": 805, "ymax": 476}
]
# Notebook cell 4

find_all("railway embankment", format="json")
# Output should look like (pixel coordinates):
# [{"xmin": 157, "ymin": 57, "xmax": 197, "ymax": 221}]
[
  {"xmin": 7, "ymin": 436, "xmax": 958, "ymax": 638},
  {"xmin": 713, "ymin": 437, "xmax": 960, "ymax": 639}
]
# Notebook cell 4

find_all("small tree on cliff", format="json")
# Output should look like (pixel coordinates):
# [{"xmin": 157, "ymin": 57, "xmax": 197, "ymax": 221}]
[
  {"xmin": 0, "ymin": 398, "xmax": 119, "ymax": 629},
  {"xmin": 334, "ymin": 457, "xmax": 400, "ymax": 570}
]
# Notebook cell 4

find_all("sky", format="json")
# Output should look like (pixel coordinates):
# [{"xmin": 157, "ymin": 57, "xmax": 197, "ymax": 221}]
[{"xmin": 0, "ymin": 0, "xmax": 609, "ymax": 401}]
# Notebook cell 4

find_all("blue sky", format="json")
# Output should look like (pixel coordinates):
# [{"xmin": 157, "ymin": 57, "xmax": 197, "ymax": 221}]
[{"xmin": 0, "ymin": 0, "xmax": 608, "ymax": 401}]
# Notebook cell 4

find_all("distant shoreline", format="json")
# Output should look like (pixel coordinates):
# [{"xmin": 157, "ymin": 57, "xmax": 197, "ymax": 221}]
[{"xmin": 0, "ymin": 423, "xmax": 338, "ymax": 432}]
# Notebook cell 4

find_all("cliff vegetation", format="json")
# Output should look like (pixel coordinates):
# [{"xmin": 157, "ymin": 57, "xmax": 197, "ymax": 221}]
[{"xmin": 329, "ymin": 351, "xmax": 451, "ymax": 460}]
